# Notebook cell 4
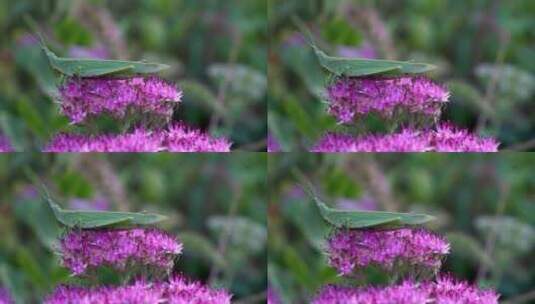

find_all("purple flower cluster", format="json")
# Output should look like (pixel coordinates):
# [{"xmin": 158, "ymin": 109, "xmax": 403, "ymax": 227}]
[
  {"xmin": 59, "ymin": 76, "xmax": 182, "ymax": 124},
  {"xmin": 45, "ymin": 54, "xmax": 235, "ymax": 152},
  {"xmin": 45, "ymin": 275, "xmax": 232, "ymax": 304},
  {"xmin": 431, "ymin": 124, "xmax": 500, "ymax": 152},
  {"xmin": 44, "ymin": 129, "xmax": 164, "ymax": 152},
  {"xmin": 327, "ymin": 76, "xmax": 449, "ymax": 124},
  {"xmin": 0, "ymin": 135, "xmax": 13, "ymax": 152},
  {"xmin": 326, "ymin": 228, "xmax": 450, "ymax": 276},
  {"xmin": 315, "ymin": 69, "xmax": 501, "ymax": 151},
  {"xmin": 312, "ymin": 129, "xmax": 428, "ymax": 152},
  {"xmin": 311, "ymin": 124, "xmax": 499, "ymax": 152},
  {"xmin": 59, "ymin": 228, "xmax": 182, "ymax": 275},
  {"xmin": 0, "ymin": 288, "xmax": 13, "ymax": 304},
  {"xmin": 165, "ymin": 123, "xmax": 232, "ymax": 152},
  {"xmin": 43, "ymin": 124, "xmax": 231, "ymax": 152},
  {"xmin": 312, "ymin": 277, "xmax": 499, "ymax": 304}
]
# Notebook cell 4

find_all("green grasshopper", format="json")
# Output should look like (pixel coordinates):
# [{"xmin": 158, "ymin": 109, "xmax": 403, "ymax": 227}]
[
  {"xmin": 38, "ymin": 35, "xmax": 169, "ymax": 78},
  {"xmin": 312, "ymin": 44, "xmax": 437, "ymax": 77},
  {"xmin": 313, "ymin": 195, "xmax": 435, "ymax": 229},
  {"xmin": 296, "ymin": 171, "xmax": 435, "ymax": 229},
  {"xmin": 293, "ymin": 16, "xmax": 436, "ymax": 78},
  {"xmin": 44, "ymin": 190, "xmax": 167, "ymax": 229}
]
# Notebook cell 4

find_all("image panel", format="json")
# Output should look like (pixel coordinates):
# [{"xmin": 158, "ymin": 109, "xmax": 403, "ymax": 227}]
[
  {"xmin": 268, "ymin": 153, "xmax": 534, "ymax": 303},
  {"xmin": 0, "ymin": 153, "xmax": 267, "ymax": 303},
  {"xmin": 268, "ymin": 0, "xmax": 535, "ymax": 152},
  {"xmin": 0, "ymin": 0, "xmax": 267, "ymax": 152}
]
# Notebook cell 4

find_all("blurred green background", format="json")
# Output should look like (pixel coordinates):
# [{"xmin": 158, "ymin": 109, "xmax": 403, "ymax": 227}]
[
  {"xmin": 268, "ymin": 0, "xmax": 535, "ymax": 151},
  {"xmin": 0, "ymin": 0, "xmax": 267, "ymax": 151},
  {"xmin": 268, "ymin": 154, "xmax": 535, "ymax": 303},
  {"xmin": 0, "ymin": 153, "xmax": 267, "ymax": 303}
]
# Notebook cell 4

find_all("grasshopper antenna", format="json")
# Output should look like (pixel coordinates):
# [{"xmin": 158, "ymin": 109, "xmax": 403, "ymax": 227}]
[
  {"xmin": 291, "ymin": 168, "xmax": 319, "ymax": 200},
  {"xmin": 291, "ymin": 16, "xmax": 331, "ymax": 61},
  {"xmin": 23, "ymin": 167, "xmax": 59, "ymax": 213},
  {"xmin": 23, "ymin": 15, "xmax": 59, "ymax": 60},
  {"xmin": 291, "ymin": 16, "xmax": 316, "ymax": 47}
]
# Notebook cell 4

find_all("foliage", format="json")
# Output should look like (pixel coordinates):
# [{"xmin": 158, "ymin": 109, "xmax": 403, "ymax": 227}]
[
  {"xmin": 0, "ymin": 154, "xmax": 267, "ymax": 303},
  {"xmin": 268, "ymin": 154, "xmax": 535, "ymax": 303},
  {"xmin": 268, "ymin": 0, "xmax": 535, "ymax": 151},
  {"xmin": 0, "ymin": 0, "xmax": 267, "ymax": 151}
]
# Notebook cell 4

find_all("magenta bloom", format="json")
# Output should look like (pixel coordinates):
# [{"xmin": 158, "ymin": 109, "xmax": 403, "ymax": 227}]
[
  {"xmin": 314, "ymin": 281, "xmax": 428, "ymax": 304},
  {"xmin": 0, "ymin": 136, "xmax": 13, "ymax": 152},
  {"xmin": 0, "ymin": 288, "xmax": 13, "ymax": 304},
  {"xmin": 312, "ymin": 277, "xmax": 499, "ymax": 304},
  {"xmin": 45, "ymin": 275, "xmax": 231, "ymax": 304},
  {"xmin": 43, "ymin": 128, "xmax": 164, "ymax": 152},
  {"xmin": 59, "ymin": 76, "xmax": 182, "ymax": 124},
  {"xmin": 327, "ymin": 76, "xmax": 449, "ymax": 124},
  {"xmin": 430, "ymin": 276, "xmax": 500, "ymax": 304},
  {"xmin": 166, "ymin": 275, "xmax": 232, "ymax": 304},
  {"xmin": 311, "ymin": 124, "xmax": 499, "ymax": 152},
  {"xmin": 165, "ymin": 123, "xmax": 232, "ymax": 152},
  {"xmin": 59, "ymin": 228, "xmax": 182, "ymax": 275},
  {"xmin": 43, "ymin": 124, "xmax": 231, "ymax": 152},
  {"xmin": 430, "ymin": 123, "xmax": 500, "ymax": 152},
  {"xmin": 311, "ymin": 129, "xmax": 430, "ymax": 152},
  {"xmin": 327, "ymin": 228, "xmax": 449, "ymax": 276}
]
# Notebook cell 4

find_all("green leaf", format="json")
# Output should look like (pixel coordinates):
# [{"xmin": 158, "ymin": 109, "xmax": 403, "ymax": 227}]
[
  {"xmin": 39, "ymin": 38, "xmax": 169, "ymax": 77},
  {"xmin": 180, "ymin": 231, "xmax": 227, "ymax": 268},
  {"xmin": 13, "ymin": 196, "xmax": 61, "ymax": 250},
  {"xmin": 14, "ymin": 43, "xmax": 58, "ymax": 97},
  {"xmin": 312, "ymin": 45, "xmax": 437, "ymax": 77},
  {"xmin": 281, "ymin": 44, "xmax": 325, "ymax": 99},
  {"xmin": 45, "ymin": 192, "xmax": 167, "ymax": 229},
  {"xmin": 207, "ymin": 63, "xmax": 267, "ymax": 100},
  {"xmin": 446, "ymin": 232, "xmax": 493, "ymax": 268},
  {"xmin": 15, "ymin": 247, "xmax": 49, "ymax": 289},
  {"xmin": 322, "ymin": 18, "xmax": 363, "ymax": 46},
  {"xmin": 207, "ymin": 216, "xmax": 266, "ymax": 254},
  {"xmin": 299, "ymin": 179, "xmax": 434, "ymax": 229},
  {"xmin": 281, "ymin": 194, "xmax": 329, "ymax": 251},
  {"xmin": 179, "ymin": 79, "xmax": 228, "ymax": 117}
]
